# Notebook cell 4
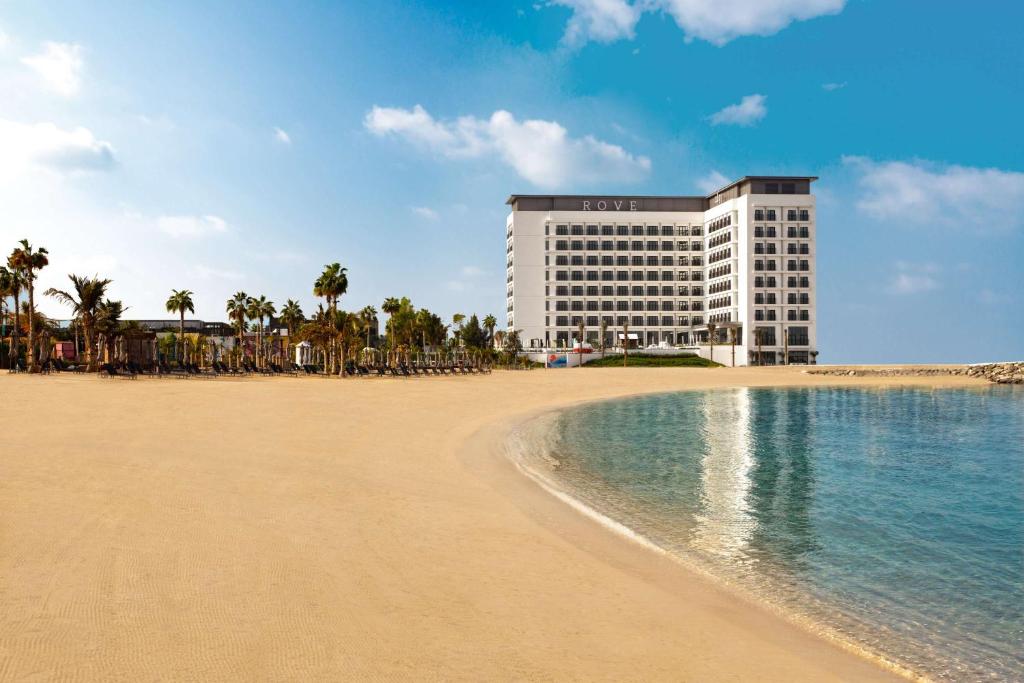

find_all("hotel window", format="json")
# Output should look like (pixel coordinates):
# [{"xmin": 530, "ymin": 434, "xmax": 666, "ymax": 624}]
[
  {"xmin": 787, "ymin": 226, "xmax": 798, "ymax": 238},
  {"xmin": 755, "ymin": 310, "xmax": 764, "ymax": 321},
  {"xmin": 556, "ymin": 255, "xmax": 568, "ymax": 265},
  {"xmin": 661, "ymin": 240, "xmax": 673, "ymax": 251},
  {"xmin": 799, "ymin": 293, "xmax": 809, "ymax": 304},
  {"xmin": 800, "ymin": 277, "xmax": 810, "ymax": 287},
  {"xmin": 661, "ymin": 256, "xmax": 673, "ymax": 266},
  {"xmin": 647, "ymin": 316, "xmax": 659, "ymax": 326},
  {"xmin": 586, "ymin": 301, "xmax": 599, "ymax": 311},
  {"xmin": 782, "ymin": 183, "xmax": 795, "ymax": 194},
  {"xmin": 765, "ymin": 183, "xmax": 779, "ymax": 194},
  {"xmin": 632, "ymin": 316, "xmax": 644, "ymax": 326},
  {"xmin": 787, "ymin": 260, "xmax": 797, "ymax": 271},
  {"xmin": 660, "ymin": 226, "xmax": 673, "ymax": 236},
  {"xmin": 766, "ymin": 293, "xmax": 776, "ymax": 304},
  {"xmin": 691, "ymin": 302, "xmax": 703, "ymax": 311},
  {"xmin": 755, "ymin": 243, "xmax": 765, "ymax": 255},
  {"xmin": 678, "ymin": 271, "xmax": 689, "ymax": 281},
  {"xmin": 799, "ymin": 244, "xmax": 809, "ymax": 255},
  {"xmin": 661, "ymin": 316, "xmax": 674, "ymax": 326},
  {"xmin": 787, "ymin": 244, "xmax": 798, "ymax": 254},
  {"xmin": 787, "ymin": 276, "xmax": 797, "ymax": 287},
  {"xmin": 754, "ymin": 209, "xmax": 765, "ymax": 221},
  {"xmin": 632, "ymin": 301, "xmax": 644, "ymax": 311},
  {"xmin": 601, "ymin": 301, "xmax": 614, "ymax": 311},
  {"xmin": 799, "ymin": 227, "xmax": 810, "ymax": 238},
  {"xmin": 646, "ymin": 286, "xmax": 658, "ymax": 296},
  {"xmin": 691, "ymin": 241, "xmax": 702, "ymax": 251},
  {"xmin": 632, "ymin": 270, "xmax": 644, "ymax": 280},
  {"xmin": 646, "ymin": 255, "xmax": 658, "ymax": 266},
  {"xmin": 555, "ymin": 225, "xmax": 568, "ymax": 235},
  {"xmin": 787, "ymin": 209, "xmax": 797, "ymax": 221},
  {"xmin": 586, "ymin": 255, "xmax": 598, "ymax": 266},
  {"xmin": 767, "ymin": 210, "xmax": 777, "ymax": 221},
  {"xmin": 678, "ymin": 301, "xmax": 689, "ymax": 311},
  {"xmin": 571, "ymin": 301, "xmax": 583, "ymax": 311},
  {"xmin": 571, "ymin": 225, "xmax": 583, "ymax": 235},
  {"xmin": 587, "ymin": 316, "xmax": 599, "ymax": 327},
  {"xmin": 800, "ymin": 260, "xmax": 809, "ymax": 271},
  {"xmin": 555, "ymin": 240, "xmax": 568, "ymax": 250},
  {"xmin": 571, "ymin": 286, "xmax": 584, "ymax": 296},
  {"xmin": 601, "ymin": 271, "xmax": 613, "ymax": 281},
  {"xmin": 586, "ymin": 271, "xmax": 598, "ymax": 281},
  {"xmin": 631, "ymin": 225, "xmax": 644, "ymax": 236},
  {"xmin": 677, "ymin": 226, "xmax": 689, "ymax": 236},
  {"xmin": 616, "ymin": 271, "xmax": 628, "ymax": 281},
  {"xmin": 662, "ymin": 270, "xmax": 674, "ymax": 281},
  {"xmin": 787, "ymin": 293, "xmax": 797, "ymax": 304},
  {"xmin": 571, "ymin": 316, "xmax": 582, "ymax": 326},
  {"xmin": 586, "ymin": 225, "xmax": 599, "ymax": 236},
  {"xmin": 601, "ymin": 225, "xmax": 614, "ymax": 236},
  {"xmin": 754, "ymin": 260, "xmax": 764, "ymax": 271},
  {"xmin": 679, "ymin": 316, "xmax": 689, "ymax": 326},
  {"xmin": 767, "ymin": 310, "xmax": 776, "ymax": 321},
  {"xmin": 631, "ymin": 240, "xmax": 644, "ymax": 250},
  {"xmin": 571, "ymin": 271, "xmax": 583, "ymax": 281},
  {"xmin": 787, "ymin": 310, "xmax": 797, "ymax": 321},
  {"xmin": 766, "ymin": 244, "xmax": 776, "ymax": 254},
  {"xmin": 766, "ymin": 277, "xmax": 776, "ymax": 287},
  {"xmin": 571, "ymin": 240, "xmax": 583, "ymax": 250},
  {"xmin": 601, "ymin": 285, "xmax": 614, "ymax": 296},
  {"xmin": 755, "ymin": 276, "xmax": 764, "ymax": 287},
  {"xmin": 646, "ymin": 240, "xmax": 659, "ymax": 251},
  {"xmin": 617, "ymin": 225, "xmax": 629, "ymax": 236},
  {"xmin": 602, "ymin": 316, "xmax": 614, "ymax": 325},
  {"xmin": 661, "ymin": 286, "xmax": 673, "ymax": 296},
  {"xmin": 616, "ymin": 255, "xmax": 628, "ymax": 266},
  {"xmin": 586, "ymin": 285, "xmax": 599, "ymax": 296},
  {"xmin": 646, "ymin": 301, "xmax": 659, "ymax": 311},
  {"xmin": 631, "ymin": 286, "xmax": 644, "ymax": 296},
  {"xmin": 631, "ymin": 256, "xmax": 643, "ymax": 266},
  {"xmin": 555, "ymin": 301, "xmax": 568, "ymax": 311},
  {"xmin": 586, "ymin": 240, "xmax": 599, "ymax": 250},
  {"xmin": 799, "ymin": 210, "xmax": 810, "ymax": 221},
  {"xmin": 800, "ymin": 310, "xmax": 810, "ymax": 321},
  {"xmin": 767, "ymin": 227, "xmax": 777, "ymax": 237},
  {"xmin": 617, "ymin": 240, "xmax": 629, "ymax": 251},
  {"xmin": 601, "ymin": 241, "xmax": 614, "ymax": 251},
  {"xmin": 615, "ymin": 286, "xmax": 628, "ymax": 296},
  {"xmin": 555, "ymin": 271, "xmax": 568, "ymax": 281},
  {"xmin": 616, "ymin": 301, "xmax": 629, "ymax": 311},
  {"xmin": 571, "ymin": 255, "xmax": 584, "ymax": 266},
  {"xmin": 646, "ymin": 225, "xmax": 659, "ymax": 236},
  {"xmin": 755, "ymin": 293, "xmax": 764, "ymax": 304},
  {"xmin": 616, "ymin": 316, "xmax": 628, "ymax": 325},
  {"xmin": 601, "ymin": 255, "xmax": 613, "ymax": 266},
  {"xmin": 556, "ymin": 316, "xmax": 568, "ymax": 326},
  {"xmin": 556, "ymin": 286, "xmax": 568, "ymax": 296},
  {"xmin": 662, "ymin": 301, "xmax": 675, "ymax": 311}
]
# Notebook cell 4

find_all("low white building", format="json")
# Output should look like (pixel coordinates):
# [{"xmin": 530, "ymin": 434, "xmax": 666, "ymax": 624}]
[{"xmin": 505, "ymin": 176, "xmax": 818, "ymax": 365}]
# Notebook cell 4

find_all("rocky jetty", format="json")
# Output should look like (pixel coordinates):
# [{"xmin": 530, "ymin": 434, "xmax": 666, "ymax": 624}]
[{"xmin": 807, "ymin": 362, "xmax": 1023, "ymax": 384}]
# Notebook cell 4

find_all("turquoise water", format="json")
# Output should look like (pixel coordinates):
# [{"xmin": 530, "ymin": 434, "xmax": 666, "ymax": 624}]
[{"xmin": 515, "ymin": 387, "xmax": 1023, "ymax": 681}]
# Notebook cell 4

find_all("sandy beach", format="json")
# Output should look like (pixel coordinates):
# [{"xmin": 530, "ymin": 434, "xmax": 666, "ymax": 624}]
[{"xmin": 0, "ymin": 367, "xmax": 985, "ymax": 681}]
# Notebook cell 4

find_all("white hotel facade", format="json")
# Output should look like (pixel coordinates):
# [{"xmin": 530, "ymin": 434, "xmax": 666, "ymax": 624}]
[{"xmin": 505, "ymin": 176, "xmax": 818, "ymax": 365}]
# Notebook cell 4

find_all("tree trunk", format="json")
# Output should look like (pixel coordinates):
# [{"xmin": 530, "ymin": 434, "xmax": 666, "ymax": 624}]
[
  {"xmin": 179, "ymin": 311, "xmax": 185, "ymax": 365},
  {"xmin": 84, "ymin": 324, "xmax": 96, "ymax": 371},
  {"xmin": 9, "ymin": 285, "xmax": 20, "ymax": 368},
  {"xmin": 26, "ymin": 277, "xmax": 36, "ymax": 371}
]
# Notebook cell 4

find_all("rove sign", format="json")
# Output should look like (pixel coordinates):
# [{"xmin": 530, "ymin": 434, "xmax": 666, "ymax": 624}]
[{"xmin": 580, "ymin": 199, "xmax": 638, "ymax": 211}]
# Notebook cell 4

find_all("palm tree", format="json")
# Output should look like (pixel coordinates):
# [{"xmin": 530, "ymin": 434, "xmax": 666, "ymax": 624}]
[
  {"xmin": 258, "ymin": 296, "xmax": 276, "ymax": 365},
  {"xmin": 1, "ymin": 260, "xmax": 22, "ymax": 368},
  {"xmin": 225, "ymin": 291, "xmax": 249, "ymax": 365},
  {"xmin": 245, "ymin": 295, "xmax": 273, "ymax": 367},
  {"xmin": 165, "ymin": 289, "xmax": 195, "ymax": 364},
  {"xmin": 729, "ymin": 326, "xmax": 738, "ymax": 367},
  {"xmin": 782, "ymin": 326, "xmax": 789, "ymax": 366},
  {"xmin": 45, "ymin": 274, "xmax": 112, "ymax": 371},
  {"xmin": 382, "ymin": 297, "xmax": 400, "ymax": 353},
  {"xmin": 280, "ymin": 299, "xmax": 304, "ymax": 364},
  {"xmin": 482, "ymin": 314, "xmax": 497, "ymax": 348},
  {"xmin": 94, "ymin": 299, "xmax": 125, "ymax": 364},
  {"xmin": 9, "ymin": 240, "xmax": 49, "ymax": 371},
  {"xmin": 753, "ymin": 327, "xmax": 764, "ymax": 366},
  {"xmin": 706, "ymin": 322, "xmax": 717, "ymax": 365},
  {"xmin": 0, "ymin": 266, "xmax": 15, "ymax": 367},
  {"xmin": 452, "ymin": 313, "xmax": 465, "ymax": 347},
  {"xmin": 360, "ymin": 305, "xmax": 377, "ymax": 350},
  {"xmin": 314, "ymin": 263, "xmax": 348, "ymax": 372},
  {"xmin": 599, "ymin": 318, "xmax": 608, "ymax": 357}
]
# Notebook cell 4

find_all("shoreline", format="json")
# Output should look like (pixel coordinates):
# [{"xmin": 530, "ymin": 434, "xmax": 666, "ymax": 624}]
[
  {"xmin": 485, "ymin": 396, "xmax": 929, "ymax": 682},
  {"xmin": 0, "ymin": 368, "xmax": 989, "ymax": 680}
]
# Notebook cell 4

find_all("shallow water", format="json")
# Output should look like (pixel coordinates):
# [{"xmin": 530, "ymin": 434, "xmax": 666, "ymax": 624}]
[{"xmin": 514, "ymin": 387, "xmax": 1024, "ymax": 681}]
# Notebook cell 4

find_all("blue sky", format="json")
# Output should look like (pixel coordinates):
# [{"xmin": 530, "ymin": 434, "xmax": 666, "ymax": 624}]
[{"xmin": 1, "ymin": 0, "xmax": 1021, "ymax": 362}]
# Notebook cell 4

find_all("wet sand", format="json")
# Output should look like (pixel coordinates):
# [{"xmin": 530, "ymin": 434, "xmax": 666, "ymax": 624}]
[{"xmin": 0, "ymin": 366, "xmax": 982, "ymax": 680}]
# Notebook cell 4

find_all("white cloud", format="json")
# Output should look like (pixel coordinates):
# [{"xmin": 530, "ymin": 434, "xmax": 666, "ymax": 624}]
[
  {"xmin": 696, "ymin": 169, "xmax": 729, "ymax": 194},
  {"xmin": 190, "ymin": 264, "xmax": 244, "ymax": 281},
  {"xmin": 822, "ymin": 81, "xmax": 847, "ymax": 91},
  {"xmin": 273, "ymin": 127, "xmax": 291, "ymax": 144},
  {"xmin": 554, "ymin": 0, "xmax": 845, "ymax": 47},
  {"xmin": 0, "ymin": 118, "xmax": 116, "ymax": 178},
  {"xmin": 461, "ymin": 265, "xmax": 484, "ymax": 277},
  {"xmin": 21, "ymin": 41, "xmax": 83, "ymax": 96},
  {"xmin": 709, "ymin": 94, "xmax": 767, "ymax": 126},
  {"xmin": 844, "ymin": 156, "xmax": 1024, "ymax": 232},
  {"xmin": 890, "ymin": 262, "xmax": 940, "ymax": 295},
  {"xmin": 412, "ymin": 206, "xmax": 439, "ymax": 220},
  {"xmin": 554, "ymin": 0, "xmax": 640, "ymax": 46},
  {"xmin": 365, "ymin": 104, "xmax": 650, "ymax": 189},
  {"xmin": 157, "ymin": 214, "xmax": 229, "ymax": 238}
]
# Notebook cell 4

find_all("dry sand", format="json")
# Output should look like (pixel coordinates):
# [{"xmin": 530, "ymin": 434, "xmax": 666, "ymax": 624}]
[{"xmin": 0, "ymin": 366, "xmax": 985, "ymax": 681}]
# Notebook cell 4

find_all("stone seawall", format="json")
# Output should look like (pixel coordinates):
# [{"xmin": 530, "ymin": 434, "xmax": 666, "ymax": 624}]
[{"xmin": 807, "ymin": 362, "xmax": 1023, "ymax": 384}]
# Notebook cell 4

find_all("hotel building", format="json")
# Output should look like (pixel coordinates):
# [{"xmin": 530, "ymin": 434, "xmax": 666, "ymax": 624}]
[{"xmin": 505, "ymin": 176, "xmax": 818, "ymax": 365}]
